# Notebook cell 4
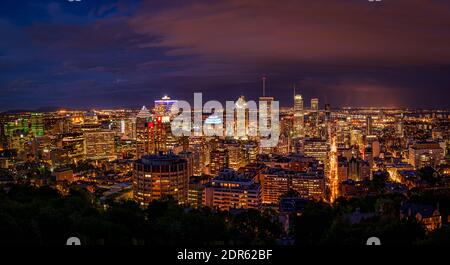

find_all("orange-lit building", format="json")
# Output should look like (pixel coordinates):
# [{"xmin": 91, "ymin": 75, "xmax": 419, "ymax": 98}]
[
  {"xmin": 203, "ymin": 168, "xmax": 260, "ymax": 210},
  {"xmin": 133, "ymin": 153, "xmax": 189, "ymax": 207}
]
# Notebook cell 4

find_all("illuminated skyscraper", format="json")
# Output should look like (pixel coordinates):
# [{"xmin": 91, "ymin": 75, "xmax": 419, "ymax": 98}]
[
  {"xmin": 310, "ymin": 98, "xmax": 319, "ymax": 137},
  {"xmin": 84, "ymin": 130, "xmax": 116, "ymax": 161},
  {"xmin": 234, "ymin": 96, "xmax": 248, "ymax": 139},
  {"xmin": 30, "ymin": 113, "xmax": 44, "ymax": 137},
  {"xmin": 209, "ymin": 148, "xmax": 229, "ymax": 176},
  {"xmin": 154, "ymin": 95, "xmax": 178, "ymax": 116},
  {"xmin": 135, "ymin": 106, "xmax": 152, "ymax": 158},
  {"xmin": 293, "ymin": 94, "xmax": 304, "ymax": 138}
]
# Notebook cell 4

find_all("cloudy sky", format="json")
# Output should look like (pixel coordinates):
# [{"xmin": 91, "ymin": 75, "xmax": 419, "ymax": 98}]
[{"xmin": 1, "ymin": 0, "xmax": 450, "ymax": 110}]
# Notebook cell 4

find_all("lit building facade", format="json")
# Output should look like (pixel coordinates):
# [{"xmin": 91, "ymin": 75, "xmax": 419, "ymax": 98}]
[
  {"xmin": 84, "ymin": 130, "xmax": 116, "ymax": 161},
  {"xmin": 203, "ymin": 169, "xmax": 261, "ymax": 210},
  {"xmin": 133, "ymin": 153, "xmax": 189, "ymax": 206}
]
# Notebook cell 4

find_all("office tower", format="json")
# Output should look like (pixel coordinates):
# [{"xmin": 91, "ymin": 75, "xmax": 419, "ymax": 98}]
[
  {"xmin": 259, "ymin": 76, "xmax": 274, "ymax": 140},
  {"xmin": 302, "ymin": 138, "xmax": 329, "ymax": 164},
  {"xmin": 310, "ymin": 98, "xmax": 319, "ymax": 137},
  {"xmin": 120, "ymin": 118, "xmax": 136, "ymax": 139},
  {"xmin": 366, "ymin": 115, "xmax": 373, "ymax": 135},
  {"xmin": 223, "ymin": 141, "xmax": 245, "ymax": 170},
  {"xmin": 154, "ymin": 95, "xmax": 178, "ymax": 116},
  {"xmin": 261, "ymin": 168, "xmax": 325, "ymax": 203},
  {"xmin": 189, "ymin": 136, "xmax": 207, "ymax": 175},
  {"xmin": 135, "ymin": 106, "xmax": 152, "ymax": 158},
  {"xmin": 209, "ymin": 148, "xmax": 229, "ymax": 175},
  {"xmin": 408, "ymin": 141, "xmax": 444, "ymax": 169},
  {"xmin": 290, "ymin": 172, "xmax": 325, "ymax": 201},
  {"xmin": 260, "ymin": 168, "xmax": 289, "ymax": 204},
  {"xmin": 84, "ymin": 130, "xmax": 116, "ymax": 161},
  {"xmin": 30, "ymin": 113, "xmax": 44, "ymax": 137},
  {"xmin": 234, "ymin": 96, "xmax": 248, "ymax": 139},
  {"xmin": 62, "ymin": 133, "xmax": 85, "ymax": 163},
  {"xmin": 293, "ymin": 94, "xmax": 304, "ymax": 138},
  {"xmin": 258, "ymin": 96, "xmax": 274, "ymax": 155},
  {"xmin": 3, "ymin": 115, "xmax": 31, "ymax": 151},
  {"xmin": 203, "ymin": 168, "xmax": 261, "ymax": 210},
  {"xmin": 243, "ymin": 142, "xmax": 258, "ymax": 163},
  {"xmin": 133, "ymin": 153, "xmax": 189, "ymax": 206},
  {"xmin": 259, "ymin": 96, "xmax": 274, "ymax": 126}
]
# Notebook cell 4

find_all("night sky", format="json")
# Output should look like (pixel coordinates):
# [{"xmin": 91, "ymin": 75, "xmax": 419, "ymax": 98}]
[{"xmin": 1, "ymin": 0, "xmax": 450, "ymax": 111}]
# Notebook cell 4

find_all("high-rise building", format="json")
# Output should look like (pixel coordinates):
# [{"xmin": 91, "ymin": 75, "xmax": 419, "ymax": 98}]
[
  {"xmin": 62, "ymin": 133, "xmax": 85, "ymax": 163},
  {"xmin": 302, "ymin": 138, "xmax": 329, "ymax": 164},
  {"xmin": 223, "ymin": 141, "xmax": 245, "ymax": 170},
  {"xmin": 133, "ymin": 153, "xmax": 189, "ymax": 206},
  {"xmin": 234, "ymin": 96, "xmax": 249, "ymax": 139},
  {"xmin": 135, "ymin": 106, "xmax": 152, "ymax": 158},
  {"xmin": 30, "ymin": 113, "xmax": 44, "ymax": 137},
  {"xmin": 209, "ymin": 148, "xmax": 229, "ymax": 175},
  {"xmin": 293, "ymin": 94, "xmax": 304, "ymax": 138},
  {"xmin": 203, "ymin": 168, "xmax": 261, "ymax": 210},
  {"xmin": 310, "ymin": 98, "xmax": 319, "ymax": 137},
  {"xmin": 84, "ymin": 130, "xmax": 116, "ymax": 161},
  {"xmin": 154, "ymin": 95, "xmax": 178, "ymax": 116}
]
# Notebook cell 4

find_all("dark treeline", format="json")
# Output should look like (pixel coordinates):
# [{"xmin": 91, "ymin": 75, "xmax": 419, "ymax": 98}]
[
  {"xmin": 0, "ymin": 185, "xmax": 281, "ymax": 246},
  {"xmin": 1, "ymin": 185, "xmax": 450, "ymax": 245}
]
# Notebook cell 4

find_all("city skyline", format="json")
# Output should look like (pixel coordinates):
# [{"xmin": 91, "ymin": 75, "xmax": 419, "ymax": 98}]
[{"xmin": 1, "ymin": 0, "xmax": 450, "ymax": 110}]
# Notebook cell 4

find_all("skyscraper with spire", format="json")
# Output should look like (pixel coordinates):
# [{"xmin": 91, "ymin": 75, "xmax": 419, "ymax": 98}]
[{"xmin": 293, "ymin": 84, "xmax": 304, "ymax": 138}]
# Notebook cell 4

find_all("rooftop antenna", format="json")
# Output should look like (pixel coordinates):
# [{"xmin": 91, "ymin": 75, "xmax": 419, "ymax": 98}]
[{"xmin": 262, "ymin": 75, "xmax": 267, "ymax": 97}]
